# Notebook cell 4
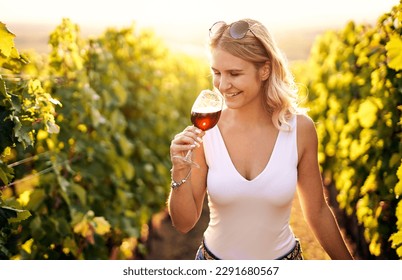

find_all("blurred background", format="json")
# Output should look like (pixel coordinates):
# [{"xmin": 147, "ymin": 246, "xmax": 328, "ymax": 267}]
[
  {"xmin": 2, "ymin": 0, "xmax": 397, "ymax": 58},
  {"xmin": 1, "ymin": 0, "xmax": 401, "ymax": 261}
]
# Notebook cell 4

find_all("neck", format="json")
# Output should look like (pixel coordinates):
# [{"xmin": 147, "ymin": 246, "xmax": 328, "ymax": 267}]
[{"xmin": 224, "ymin": 103, "xmax": 272, "ymax": 128}]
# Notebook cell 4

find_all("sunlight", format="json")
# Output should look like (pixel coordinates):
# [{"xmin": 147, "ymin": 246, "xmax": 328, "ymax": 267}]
[{"xmin": 2, "ymin": 0, "xmax": 398, "ymax": 29}]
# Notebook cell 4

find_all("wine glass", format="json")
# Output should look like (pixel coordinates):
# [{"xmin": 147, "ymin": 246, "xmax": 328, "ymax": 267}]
[{"xmin": 173, "ymin": 89, "xmax": 224, "ymax": 168}]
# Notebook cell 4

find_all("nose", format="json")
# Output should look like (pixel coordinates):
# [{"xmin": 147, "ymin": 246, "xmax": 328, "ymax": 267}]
[{"xmin": 216, "ymin": 75, "xmax": 232, "ymax": 92}]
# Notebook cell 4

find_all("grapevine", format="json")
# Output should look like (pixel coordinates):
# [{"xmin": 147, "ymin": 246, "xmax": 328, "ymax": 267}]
[
  {"xmin": 0, "ymin": 19, "xmax": 210, "ymax": 259},
  {"xmin": 292, "ymin": 1, "xmax": 402, "ymax": 258},
  {"xmin": 2, "ymin": 1, "xmax": 401, "ymax": 260}
]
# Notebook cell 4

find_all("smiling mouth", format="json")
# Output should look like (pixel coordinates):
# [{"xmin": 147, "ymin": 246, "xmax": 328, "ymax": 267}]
[{"xmin": 226, "ymin": 92, "xmax": 241, "ymax": 98}]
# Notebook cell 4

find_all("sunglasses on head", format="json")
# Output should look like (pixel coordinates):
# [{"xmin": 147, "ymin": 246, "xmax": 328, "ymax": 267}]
[{"xmin": 209, "ymin": 20, "xmax": 257, "ymax": 39}]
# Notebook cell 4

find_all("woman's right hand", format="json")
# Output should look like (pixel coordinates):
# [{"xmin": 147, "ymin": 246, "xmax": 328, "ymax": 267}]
[{"xmin": 170, "ymin": 126, "xmax": 205, "ymax": 168}]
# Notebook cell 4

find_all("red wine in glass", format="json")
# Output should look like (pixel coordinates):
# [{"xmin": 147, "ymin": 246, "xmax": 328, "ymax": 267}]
[
  {"xmin": 191, "ymin": 109, "xmax": 222, "ymax": 131},
  {"xmin": 173, "ymin": 89, "xmax": 223, "ymax": 168}
]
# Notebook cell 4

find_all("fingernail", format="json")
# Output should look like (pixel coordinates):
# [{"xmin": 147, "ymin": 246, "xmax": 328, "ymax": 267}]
[
  {"xmin": 197, "ymin": 137, "xmax": 203, "ymax": 143},
  {"xmin": 195, "ymin": 128, "xmax": 202, "ymax": 134}
]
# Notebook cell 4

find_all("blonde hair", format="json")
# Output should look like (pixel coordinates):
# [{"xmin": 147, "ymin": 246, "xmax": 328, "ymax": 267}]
[{"xmin": 209, "ymin": 19, "xmax": 306, "ymax": 131}]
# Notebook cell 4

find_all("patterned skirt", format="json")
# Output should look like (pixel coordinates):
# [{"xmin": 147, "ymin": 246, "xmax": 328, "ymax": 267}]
[{"xmin": 195, "ymin": 238, "xmax": 304, "ymax": 260}]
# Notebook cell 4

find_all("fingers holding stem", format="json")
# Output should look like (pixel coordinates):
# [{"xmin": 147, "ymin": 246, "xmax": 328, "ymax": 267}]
[{"xmin": 170, "ymin": 126, "xmax": 205, "ymax": 167}]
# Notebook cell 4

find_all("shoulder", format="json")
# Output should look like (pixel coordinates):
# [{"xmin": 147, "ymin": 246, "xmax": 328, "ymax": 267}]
[
  {"xmin": 296, "ymin": 113, "xmax": 317, "ymax": 135},
  {"xmin": 296, "ymin": 113, "xmax": 318, "ymax": 160}
]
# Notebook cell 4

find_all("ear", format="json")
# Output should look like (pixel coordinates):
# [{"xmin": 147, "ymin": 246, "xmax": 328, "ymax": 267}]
[{"xmin": 260, "ymin": 61, "xmax": 270, "ymax": 81}]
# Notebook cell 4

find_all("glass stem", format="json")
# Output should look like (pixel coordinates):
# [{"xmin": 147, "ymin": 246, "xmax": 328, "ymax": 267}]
[{"xmin": 184, "ymin": 150, "xmax": 193, "ymax": 162}]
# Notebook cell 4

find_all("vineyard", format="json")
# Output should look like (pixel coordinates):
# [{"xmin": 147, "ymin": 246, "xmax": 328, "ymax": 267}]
[
  {"xmin": 1, "ymin": 1, "xmax": 401, "ymax": 260},
  {"xmin": 292, "ymin": 1, "xmax": 402, "ymax": 259}
]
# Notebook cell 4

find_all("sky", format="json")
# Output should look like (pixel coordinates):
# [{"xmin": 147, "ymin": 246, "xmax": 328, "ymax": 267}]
[
  {"xmin": 2, "ymin": 0, "xmax": 397, "ymax": 28},
  {"xmin": 1, "ymin": 0, "xmax": 399, "ymax": 56}
]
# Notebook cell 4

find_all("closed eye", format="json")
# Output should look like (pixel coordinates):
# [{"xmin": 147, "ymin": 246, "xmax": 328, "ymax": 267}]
[{"xmin": 211, "ymin": 68, "xmax": 243, "ymax": 77}]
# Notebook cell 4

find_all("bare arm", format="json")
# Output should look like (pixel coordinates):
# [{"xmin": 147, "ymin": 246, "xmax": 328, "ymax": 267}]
[
  {"xmin": 167, "ymin": 126, "xmax": 207, "ymax": 233},
  {"xmin": 296, "ymin": 115, "xmax": 353, "ymax": 260}
]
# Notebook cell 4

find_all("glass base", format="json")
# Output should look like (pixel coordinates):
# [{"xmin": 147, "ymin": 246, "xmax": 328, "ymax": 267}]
[{"xmin": 172, "ymin": 151, "xmax": 200, "ymax": 168}]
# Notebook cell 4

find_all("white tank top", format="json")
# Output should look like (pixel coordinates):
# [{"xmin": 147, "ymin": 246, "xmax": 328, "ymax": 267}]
[{"xmin": 203, "ymin": 115, "xmax": 298, "ymax": 259}]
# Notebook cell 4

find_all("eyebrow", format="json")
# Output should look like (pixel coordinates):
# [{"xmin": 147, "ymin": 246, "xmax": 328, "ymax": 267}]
[{"xmin": 211, "ymin": 67, "xmax": 244, "ymax": 72}]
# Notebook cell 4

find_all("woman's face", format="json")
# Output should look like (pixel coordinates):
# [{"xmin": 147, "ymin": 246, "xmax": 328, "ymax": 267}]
[{"xmin": 210, "ymin": 48, "xmax": 267, "ymax": 110}]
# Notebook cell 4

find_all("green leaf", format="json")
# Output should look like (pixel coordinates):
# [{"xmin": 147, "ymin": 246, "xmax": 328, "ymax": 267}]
[
  {"xmin": 71, "ymin": 183, "xmax": 87, "ymax": 206},
  {"xmin": 0, "ymin": 22, "xmax": 16, "ymax": 57},
  {"xmin": 390, "ymin": 231, "xmax": 402, "ymax": 248},
  {"xmin": 386, "ymin": 35, "xmax": 402, "ymax": 71},
  {"xmin": 0, "ymin": 162, "xmax": 14, "ymax": 186},
  {"xmin": 396, "ymin": 161, "xmax": 402, "ymax": 197},
  {"xmin": 0, "ymin": 205, "xmax": 30, "ymax": 227},
  {"xmin": 26, "ymin": 189, "xmax": 46, "ymax": 211},
  {"xmin": 29, "ymin": 216, "xmax": 46, "ymax": 240},
  {"xmin": 0, "ymin": 206, "xmax": 18, "ymax": 220},
  {"xmin": 0, "ymin": 109, "xmax": 15, "ymax": 156},
  {"xmin": 0, "ymin": 76, "xmax": 9, "ymax": 99},
  {"xmin": 7, "ymin": 208, "xmax": 31, "ymax": 223}
]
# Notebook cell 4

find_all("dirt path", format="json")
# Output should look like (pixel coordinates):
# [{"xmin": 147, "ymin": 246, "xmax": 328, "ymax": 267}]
[{"xmin": 144, "ymin": 194, "xmax": 355, "ymax": 260}]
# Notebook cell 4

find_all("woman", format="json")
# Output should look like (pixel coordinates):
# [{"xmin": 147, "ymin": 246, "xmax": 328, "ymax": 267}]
[{"xmin": 168, "ymin": 19, "xmax": 353, "ymax": 260}]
